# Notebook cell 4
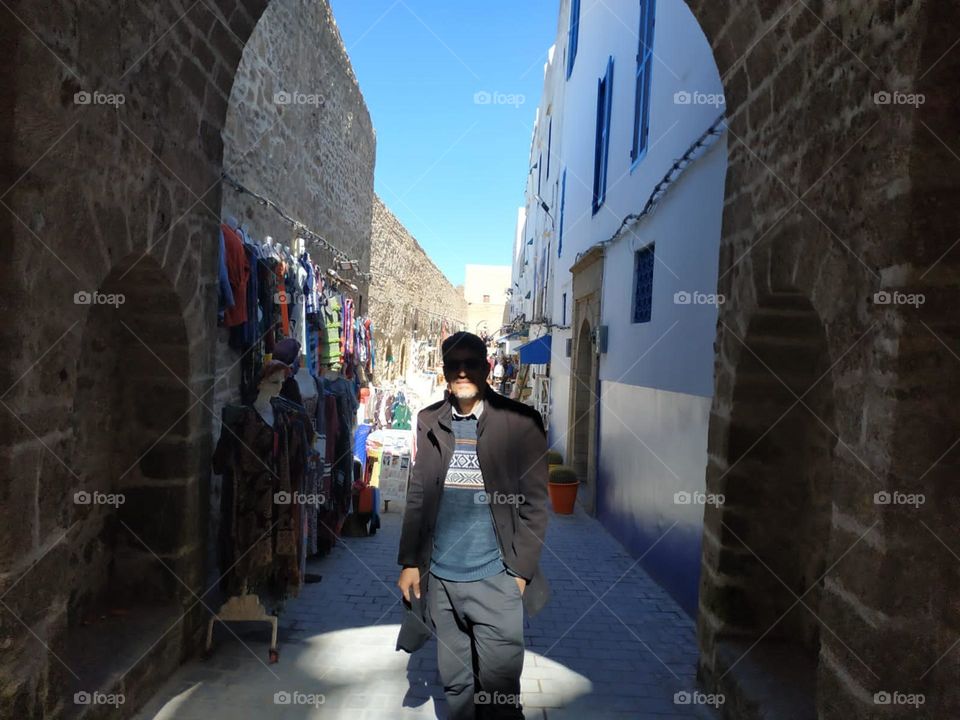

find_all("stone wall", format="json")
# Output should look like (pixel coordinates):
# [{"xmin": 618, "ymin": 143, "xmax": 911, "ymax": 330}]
[
  {"xmin": 368, "ymin": 195, "xmax": 467, "ymax": 382},
  {"xmin": 0, "ymin": 0, "xmax": 371, "ymax": 717},
  {"xmin": 684, "ymin": 1, "xmax": 960, "ymax": 717},
  {"xmin": 221, "ymin": 0, "xmax": 375, "ymax": 302},
  {"xmin": 209, "ymin": 0, "xmax": 375, "ymax": 587}
]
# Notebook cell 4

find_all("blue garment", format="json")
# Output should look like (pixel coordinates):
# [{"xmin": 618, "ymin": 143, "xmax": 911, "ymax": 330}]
[
  {"xmin": 354, "ymin": 422, "xmax": 373, "ymax": 469},
  {"xmin": 306, "ymin": 323, "xmax": 319, "ymax": 377},
  {"xmin": 217, "ymin": 228, "xmax": 234, "ymax": 321},
  {"xmin": 430, "ymin": 414, "xmax": 504, "ymax": 582},
  {"xmin": 368, "ymin": 319, "xmax": 375, "ymax": 371}
]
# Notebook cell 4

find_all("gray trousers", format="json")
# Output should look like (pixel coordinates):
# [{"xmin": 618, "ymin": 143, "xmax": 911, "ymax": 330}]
[{"xmin": 429, "ymin": 570, "xmax": 525, "ymax": 720}]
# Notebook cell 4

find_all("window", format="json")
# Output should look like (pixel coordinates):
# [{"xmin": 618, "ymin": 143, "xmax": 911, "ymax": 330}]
[
  {"xmin": 483, "ymin": 294, "xmax": 490, "ymax": 303},
  {"xmin": 537, "ymin": 152, "xmax": 543, "ymax": 195},
  {"xmin": 566, "ymin": 0, "xmax": 581, "ymax": 79},
  {"xmin": 558, "ymin": 168, "xmax": 567, "ymax": 257},
  {"xmin": 562, "ymin": 292, "xmax": 567, "ymax": 325},
  {"xmin": 631, "ymin": 0, "xmax": 656, "ymax": 164},
  {"xmin": 632, "ymin": 243, "xmax": 655, "ymax": 323},
  {"xmin": 546, "ymin": 118, "xmax": 553, "ymax": 179},
  {"xmin": 592, "ymin": 57, "xmax": 615, "ymax": 214}
]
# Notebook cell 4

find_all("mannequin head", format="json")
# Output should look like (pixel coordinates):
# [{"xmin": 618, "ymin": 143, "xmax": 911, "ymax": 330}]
[{"xmin": 257, "ymin": 360, "xmax": 290, "ymax": 402}]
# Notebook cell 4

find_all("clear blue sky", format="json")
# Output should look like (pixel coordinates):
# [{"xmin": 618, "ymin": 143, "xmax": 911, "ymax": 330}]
[{"xmin": 330, "ymin": 0, "xmax": 560, "ymax": 286}]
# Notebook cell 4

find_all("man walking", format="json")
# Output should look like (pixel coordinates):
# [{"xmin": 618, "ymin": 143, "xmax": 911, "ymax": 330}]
[
  {"xmin": 492, "ymin": 356, "xmax": 505, "ymax": 392},
  {"xmin": 397, "ymin": 331, "xmax": 550, "ymax": 719}
]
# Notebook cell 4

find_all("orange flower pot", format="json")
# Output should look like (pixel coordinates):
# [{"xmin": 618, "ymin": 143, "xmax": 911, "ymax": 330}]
[{"xmin": 548, "ymin": 481, "xmax": 578, "ymax": 514}]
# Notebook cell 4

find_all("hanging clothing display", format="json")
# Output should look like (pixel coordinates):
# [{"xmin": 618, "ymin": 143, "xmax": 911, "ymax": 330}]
[
  {"xmin": 212, "ymin": 396, "xmax": 315, "ymax": 604},
  {"xmin": 213, "ymin": 217, "xmax": 383, "ymax": 585}
]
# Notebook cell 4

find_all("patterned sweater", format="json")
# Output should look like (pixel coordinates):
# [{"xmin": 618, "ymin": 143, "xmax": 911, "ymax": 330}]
[{"xmin": 429, "ymin": 407, "xmax": 507, "ymax": 581}]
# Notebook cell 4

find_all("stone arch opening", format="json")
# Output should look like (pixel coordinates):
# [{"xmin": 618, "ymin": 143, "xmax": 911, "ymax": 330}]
[
  {"xmin": 62, "ymin": 255, "xmax": 196, "ymax": 711},
  {"xmin": 706, "ymin": 291, "xmax": 835, "ymax": 713},
  {"xmin": 571, "ymin": 319, "xmax": 595, "ymax": 502}
]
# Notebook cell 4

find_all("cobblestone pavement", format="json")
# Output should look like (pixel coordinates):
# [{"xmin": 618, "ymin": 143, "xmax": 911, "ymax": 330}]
[{"xmin": 132, "ymin": 504, "xmax": 718, "ymax": 719}]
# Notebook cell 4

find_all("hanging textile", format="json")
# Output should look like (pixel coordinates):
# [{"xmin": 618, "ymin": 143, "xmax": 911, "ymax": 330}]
[
  {"xmin": 217, "ymin": 227, "xmax": 234, "ymax": 324},
  {"xmin": 211, "ymin": 397, "xmax": 315, "ymax": 602},
  {"xmin": 319, "ymin": 293, "xmax": 342, "ymax": 369},
  {"xmin": 221, "ymin": 224, "xmax": 249, "ymax": 328},
  {"xmin": 260, "ymin": 257, "xmax": 279, "ymax": 355},
  {"xmin": 276, "ymin": 261, "xmax": 291, "ymax": 337}
]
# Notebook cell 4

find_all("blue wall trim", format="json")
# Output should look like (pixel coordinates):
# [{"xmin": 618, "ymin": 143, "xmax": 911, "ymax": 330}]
[{"xmin": 596, "ymin": 468, "xmax": 702, "ymax": 618}]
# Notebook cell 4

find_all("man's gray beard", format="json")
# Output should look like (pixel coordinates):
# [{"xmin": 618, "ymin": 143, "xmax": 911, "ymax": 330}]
[{"xmin": 450, "ymin": 384, "xmax": 478, "ymax": 400}]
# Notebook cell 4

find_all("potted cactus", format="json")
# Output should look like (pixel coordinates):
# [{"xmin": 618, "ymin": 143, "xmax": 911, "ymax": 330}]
[
  {"xmin": 548, "ymin": 465, "xmax": 579, "ymax": 514},
  {"xmin": 546, "ymin": 450, "xmax": 563, "ymax": 475}
]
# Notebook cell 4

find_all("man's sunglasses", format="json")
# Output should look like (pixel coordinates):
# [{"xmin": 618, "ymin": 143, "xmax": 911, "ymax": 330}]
[{"xmin": 443, "ymin": 357, "xmax": 485, "ymax": 373}]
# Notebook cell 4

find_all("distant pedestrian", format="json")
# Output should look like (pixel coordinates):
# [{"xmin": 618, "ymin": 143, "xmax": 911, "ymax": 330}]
[
  {"xmin": 493, "ymin": 358, "xmax": 505, "ymax": 392},
  {"xmin": 502, "ymin": 358, "xmax": 514, "ymax": 393}
]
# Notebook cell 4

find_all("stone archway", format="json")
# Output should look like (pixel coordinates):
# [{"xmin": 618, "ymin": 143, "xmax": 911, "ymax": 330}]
[
  {"xmin": 0, "ymin": 1, "xmax": 308, "ymax": 716},
  {"xmin": 700, "ymin": 291, "xmax": 834, "ymax": 717},
  {"xmin": 568, "ymin": 246, "xmax": 603, "ymax": 515},
  {"xmin": 56, "ymin": 255, "xmax": 199, "ymax": 718},
  {"xmin": 674, "ymin": 1, "xmax": 960, "ymax": 716}
]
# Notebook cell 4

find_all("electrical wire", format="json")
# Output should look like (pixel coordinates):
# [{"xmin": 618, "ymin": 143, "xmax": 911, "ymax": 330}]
[{"xmin": 222, "ymin": 172, "xmax": 373, "ymax": 280}]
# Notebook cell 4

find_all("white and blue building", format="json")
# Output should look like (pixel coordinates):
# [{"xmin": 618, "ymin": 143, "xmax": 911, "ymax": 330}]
[{"xmin": 511, "ymin": 0, "xmax": 727, "ymax": 615}]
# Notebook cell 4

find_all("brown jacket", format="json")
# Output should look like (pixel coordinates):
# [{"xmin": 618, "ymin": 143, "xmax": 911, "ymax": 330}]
[{"xmin": 397, "ymin": 386, "xmax": 552, "ymax": 618}]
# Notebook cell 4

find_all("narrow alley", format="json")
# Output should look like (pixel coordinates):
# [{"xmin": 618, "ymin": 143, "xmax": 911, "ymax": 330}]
[
  {"xmin": 2, "ymin": 0, "xmax": 959, "ymax": 719},
  {"xmin": 132, "ymin": 507, "xmax": 713, "ymax": 720}
]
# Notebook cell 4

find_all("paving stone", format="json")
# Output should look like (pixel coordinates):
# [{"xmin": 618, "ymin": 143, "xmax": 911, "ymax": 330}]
[{"xmin": 131, "ymin": 506, "xmax": 717, "ymax": 719}]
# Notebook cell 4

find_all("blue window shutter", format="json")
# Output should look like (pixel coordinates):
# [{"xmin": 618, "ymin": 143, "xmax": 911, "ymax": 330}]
[
  {"xmin": 567, "ymin": 0, "xmax": 580, "ymax": 79},
  {"xmin": 601, "ymin": 58, "xmax": 614, "ymax": 202},
  {"xmin": 632, "ymin": 0, "xmax": 656, "ymax": 162},
  {"xmin": 592, "ymin": 74, "xmax": 605, "ymax": 213},
  {"xmin": 593, "ymin": 58, "xmax": 614, "ymax": 213},
  {"xmin": 546, "ymin": 119, "xmax": 553, "ymax": 179},
  {"xmin": 558, "ymin": 169, "xmax": 566, "ymax": 257}
]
